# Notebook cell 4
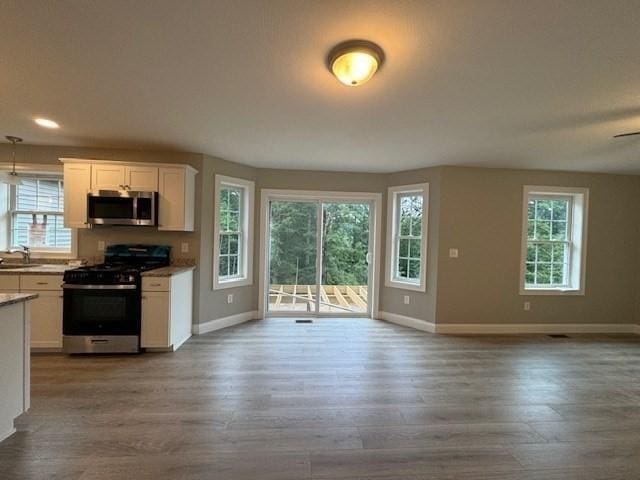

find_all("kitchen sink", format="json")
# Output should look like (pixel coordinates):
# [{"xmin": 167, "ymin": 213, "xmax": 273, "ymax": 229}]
[{"xmin": 0, "ymin": 264, "xmax": 42, "ymax": 269}]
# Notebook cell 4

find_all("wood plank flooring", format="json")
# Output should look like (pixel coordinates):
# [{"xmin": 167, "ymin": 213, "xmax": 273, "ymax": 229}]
[{"xmin": 2, "ymin": 317, "xmax": 640, "ymax": 479}]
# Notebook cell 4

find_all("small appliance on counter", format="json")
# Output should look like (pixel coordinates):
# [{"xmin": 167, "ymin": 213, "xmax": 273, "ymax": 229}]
[{"xmin": 62, "ymin": 244, "xmax": 170, "ymax": 354}]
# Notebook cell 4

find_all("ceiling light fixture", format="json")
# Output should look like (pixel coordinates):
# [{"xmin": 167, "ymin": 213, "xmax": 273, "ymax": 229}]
[
  {"xmin": 2, "ymin": 136, "xmax": 23, "ymax": 186},
  {"xmin": 34, "ymin": 118, "xmax": 60, "ymax": 129},
  {"xmin": 328, "ymin": 40, "xmax": 384, "ymax": 87}
]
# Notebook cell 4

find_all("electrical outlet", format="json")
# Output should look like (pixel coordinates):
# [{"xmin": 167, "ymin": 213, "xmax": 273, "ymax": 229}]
[
  {"xmin": 524, "ymin": 301, "xmax": 531, "ymax": 311},
  {"xmin": 449, "ymin": 248, "xmax": 459, "ymax": 258},
  {"xmin": 403, "ymin": 295, "xmax": 410, "ymax": 305},
  {"xmin": 227, "ymin": 294, "xmax": 234, "ymax": 304},
  {"xmin": 181, "ymin": 242, "xmax": 189, "ymax": 253},
  {"xmin": 97, "ymin": 240, "xmax": 105, "ymax": 252}
]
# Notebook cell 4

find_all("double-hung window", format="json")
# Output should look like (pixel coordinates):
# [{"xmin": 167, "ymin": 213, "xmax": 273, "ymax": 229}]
[
  {"xmin": 386, "ymin": 183, "xmax": 429, "ymax": 291},
  {"xmin": 7, "ymin": 176, "xmax": 74, "ymax": 255},
  {"xmin": 213, "ymin": 175, "xmax": 254, "ymax": 289},
  {"xmin": 520, "ymin": 186, "xmax": 588, "ymax": 295}
]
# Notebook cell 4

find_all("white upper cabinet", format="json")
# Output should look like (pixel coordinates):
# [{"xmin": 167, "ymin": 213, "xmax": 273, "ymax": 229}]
[
  {"xmin": 61, "ymin": 159, "xmax": 197, "ymax": 232},
  {"xmin": 125, "ymin": 166, "xmax": 158, "ymax": 191},
  {"xmin": 63, "ymin": 162, "xmax": 91, "ymax": 229},
  {"xmin": 91, "ymin": 164, "xmax": 126, "ymax": 190},
  {"xmin": 158, "ymin": 167, "xmax": 196, "ymax": 231}
]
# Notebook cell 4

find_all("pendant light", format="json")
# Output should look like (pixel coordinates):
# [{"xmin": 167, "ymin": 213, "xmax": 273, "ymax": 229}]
[{"xmin": 3, "ymin": 136, "xmax": 23, "ymax": 186}]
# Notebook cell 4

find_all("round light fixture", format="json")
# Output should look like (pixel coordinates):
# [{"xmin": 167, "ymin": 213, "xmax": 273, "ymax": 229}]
[
  {"xmin": 328, "ymin": 40, "xmax": 384, "ymax": 87},
  {"xmin": 34, "ymin": 118, "xmax": 60, "ymax": 129}
]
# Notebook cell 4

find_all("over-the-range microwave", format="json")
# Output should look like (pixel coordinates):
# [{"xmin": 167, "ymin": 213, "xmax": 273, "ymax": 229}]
[{"xmin": 87, "ymin": 190, "xmax": 158, "ymax": 226}]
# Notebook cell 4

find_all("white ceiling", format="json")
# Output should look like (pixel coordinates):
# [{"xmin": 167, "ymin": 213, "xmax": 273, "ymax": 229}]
[{"xmin": 1, "ymin": 0, "xmax": 639, "ymax": 173}]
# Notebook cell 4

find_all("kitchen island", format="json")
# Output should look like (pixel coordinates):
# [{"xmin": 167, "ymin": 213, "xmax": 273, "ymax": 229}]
[{"xmin": 0, "ymin": 293, "xmax": 37, "ymax": 442}]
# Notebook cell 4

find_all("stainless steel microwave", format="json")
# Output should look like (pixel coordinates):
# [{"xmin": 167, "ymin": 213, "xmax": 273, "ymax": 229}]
[{"xmin": 87, "ymin": 190, "xmax": 158, "ymax": 226}]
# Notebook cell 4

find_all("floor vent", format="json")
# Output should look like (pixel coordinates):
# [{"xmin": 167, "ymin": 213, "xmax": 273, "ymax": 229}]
[
  {"xmin": 295, "ymin": 319, "xmax": 313, "ymax": 324},
  {"xmin": 548, "ymin": 334, "xmax": 569, "ymax": 338}
]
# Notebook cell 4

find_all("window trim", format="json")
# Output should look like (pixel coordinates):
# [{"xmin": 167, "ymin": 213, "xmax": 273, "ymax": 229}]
[
  {"xmin": 213, "ymin": 174, "xmax": 255, "ymax": 290},
  {"xmin": 385, "ymin": 183, "xmax": 429, "ymax": 292},
  {"xmin": 519, "ymin": 185, "xmax": 589, "ymax": 296},
  {"xmin": 1, "ymin": 171, "xmax": 78, "ymax": 259}
]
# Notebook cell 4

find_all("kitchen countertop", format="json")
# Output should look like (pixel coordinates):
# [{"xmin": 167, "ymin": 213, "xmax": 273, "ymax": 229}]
[
  {"xmin": 141, "ymin": 265, "xmax": 196, "ymax": 277},
  {"xmin": 0, "ymin": 264, "xmax": 73, "ymax": 275},
  {"xmin": 0, "ymin": 293, "xmax": 38, "ymax": 307}
]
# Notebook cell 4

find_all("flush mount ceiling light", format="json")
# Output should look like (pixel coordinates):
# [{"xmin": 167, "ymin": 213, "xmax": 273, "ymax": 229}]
[
  {"xmin": 34, "ymin": 118, "xmax": 59, "ymax": 129},
  {"xmin": 328, "ymin": 40, "xmax": 384, "ymax": 87}
]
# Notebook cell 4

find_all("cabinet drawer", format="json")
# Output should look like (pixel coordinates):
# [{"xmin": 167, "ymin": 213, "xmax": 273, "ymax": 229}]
[
  {"xmin": 142, "ymin": 277, "xmax": 170, "ymax": 291},
  {"xmin": 20, "ymin": 275, "xmax": 63, "ymax": 291},
  {"xmin": 0, "ymin": 275, "xmax": 20, "ymax": 291}
]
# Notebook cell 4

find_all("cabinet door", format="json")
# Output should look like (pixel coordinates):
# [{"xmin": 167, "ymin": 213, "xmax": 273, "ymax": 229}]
[
  {"xmin": 141, "ymin": 291, "xmax": 170, "ymax": 348},
  {"xmin": 28, "ymin": 290, "xmax": 63, "ymax": 349},
  {"xmin": 158, "ymin": 167, "xmax": 185, "ymax": 231},
  {"xmin": 63, "ymin": 163, "xmax": 91, "ymax": 228},
  {"xmin": 91, "ymin": 164, "xmax": 126, "ymax": 190},
  {"xmin": 125, "ymin": 166, "xmax": 158, "ymax": 191}
]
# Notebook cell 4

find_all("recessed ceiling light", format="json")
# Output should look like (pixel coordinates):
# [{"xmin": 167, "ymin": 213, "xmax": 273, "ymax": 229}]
[
  {"xmin": 328, "ymin": 40, "xmax": 384, "ymax": 87},
  {"xmin": 34, "ymin": 118, "xmax": 60, "ymax": 129}
]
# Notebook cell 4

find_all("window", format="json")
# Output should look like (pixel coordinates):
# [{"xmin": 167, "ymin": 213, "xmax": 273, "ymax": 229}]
[
  {"xmin": 213, "ymin": 175, "xmax": 255, "ymax": 289},
  {"xmin": 386, "ymin": 183, "xmax": 429, "ymax": 291},
  {"xmin": 8, "ymin": 177, "xmax": 74, "ymax": 254},
  {"xmin": 520, "ymin": 186, "xmax": 588, "ymax": 295}
]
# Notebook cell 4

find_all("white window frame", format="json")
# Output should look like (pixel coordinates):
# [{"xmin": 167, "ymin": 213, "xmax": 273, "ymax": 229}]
[
  {"xmin": 385, "ymin": 183, "xmax": 429, "ymax": 292},
  {"xmin": 213, "ymin": 174, "xmax": 254, "ymax": 290},
  {"xmin": 0, "ymin": 166, "xmax": 77, "ymax": 259},
  {"xmin": 519, "ymin": 185, "xmax": 589, "ymax": 296}
]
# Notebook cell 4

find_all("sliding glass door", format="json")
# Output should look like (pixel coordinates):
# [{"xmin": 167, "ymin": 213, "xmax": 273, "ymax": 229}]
[
  {"xmin": 268, "ymin": 201, "xmax": 318, "ymax": 313},
  {"xmin": 267, "ymin": 198, "xmax": 372, "ymax": 316},
  {"xmin": 319, "ymin": 202, "xmax": 370, "ymax": 314}
]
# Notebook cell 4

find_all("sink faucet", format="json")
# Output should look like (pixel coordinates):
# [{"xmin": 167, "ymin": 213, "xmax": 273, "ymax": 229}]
[{"xmin": 6, "ymin": 246, "xmax": 31, "ymax": 264}]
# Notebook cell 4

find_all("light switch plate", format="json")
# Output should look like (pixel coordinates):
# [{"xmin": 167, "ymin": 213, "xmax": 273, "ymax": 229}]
[
  {"xmin": 97, "ymin": 240, "xmax": 105, "ymax": 252},
  {"xmin": 449, "ymin": 248, "xmax": 459, "ymax": 258},
  {"xmin": 524, "ymin": 301, "xmax": 531, "ymax": 311},
  {"xmin": 227, "ymin": 294, "xmax": 234, "ymax": 304},
  {"xmin": 181, "ymin": 242, "xmax": 189, "ymax": 253},
  {"xmin": 403, "ymin": 295, "xmax": 410, "ymax": 305}
]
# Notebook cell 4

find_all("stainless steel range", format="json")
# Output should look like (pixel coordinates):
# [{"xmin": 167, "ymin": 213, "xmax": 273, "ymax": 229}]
[{"xmin": 62, "ymin": 244, "xmax": 170, "ymax": 354}]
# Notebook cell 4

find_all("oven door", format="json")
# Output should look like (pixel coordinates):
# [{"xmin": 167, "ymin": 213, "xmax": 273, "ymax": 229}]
[{"xmin": 63, "ymin": 284, "xmax": 140, "ymax": 336}]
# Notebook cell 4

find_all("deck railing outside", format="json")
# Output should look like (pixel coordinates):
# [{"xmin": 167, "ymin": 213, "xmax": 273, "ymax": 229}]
[{"xmin": 269, "ymin": 284, "xmax": 368, "ymax": 313}]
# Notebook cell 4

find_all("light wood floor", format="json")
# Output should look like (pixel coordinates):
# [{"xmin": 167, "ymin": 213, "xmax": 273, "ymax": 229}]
[{"xmin": 2, "ymin": 318, "xmax": 640, "ymax": 479}]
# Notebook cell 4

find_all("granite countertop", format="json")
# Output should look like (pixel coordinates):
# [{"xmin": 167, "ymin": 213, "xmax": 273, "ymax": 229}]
[
  {"xmin": 0, "ymin": 293, "xmax": 38, "ymax": 307},
  {"xmin": 141, "ymin": 265, "xmax": 196, "ymax": 277},
  {"xmin": 0, "ymin": 264, "xmax": 73, "ymax": 275}
]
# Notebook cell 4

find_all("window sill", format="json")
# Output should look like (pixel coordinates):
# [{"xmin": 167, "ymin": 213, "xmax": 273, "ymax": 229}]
[
  {"xmin": 2, "ymin": 252, "xmax": 75, "ymax": 260},
  {"xmin": 520, "ymin": 287, "xmax": 584, "ymax": 296},
  {"xmin": 385, "ymin": 279, "xmax": 425, "ymax": 292},
  {"xmin": 214, "ymin": 276, "xmax": 253, "ymax": 290}
]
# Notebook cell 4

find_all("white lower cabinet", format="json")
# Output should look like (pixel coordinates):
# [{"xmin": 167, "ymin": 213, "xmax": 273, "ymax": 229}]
[
  {"xmin": 27, "ymin": 291, "xmax": 63, "ymax": 349},
  {"xmin": 19, "ymin": 275, "xmax": 64, "ymax": 350},
  {"xmin": 141, "ymin": 270, "xmax": 193, "ymax": 351}
]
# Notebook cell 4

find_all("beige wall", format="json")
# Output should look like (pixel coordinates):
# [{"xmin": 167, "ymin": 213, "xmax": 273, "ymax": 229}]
[
  {"xmin": 379, "ymin": 167, "xmax": 442, "ymax": 323},
  {"xmin": 197, "ymin": 155, "xmax": 257, "ymax": 324},
  {"xmin": 3, "ymin": 144, "xmax": 640, "ymax": 329},
  {"xmin": 436, "ymin": 166, "xmax": 640, "ymax": 325}
]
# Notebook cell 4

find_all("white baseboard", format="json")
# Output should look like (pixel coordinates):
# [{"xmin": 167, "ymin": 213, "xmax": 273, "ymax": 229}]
[
  {"xmin": 193, "ymin": 310, "xmax": 258, "ymax": 335},
  {"xmin": 377, "ymin": 312, "xmax": 638, "ymax": 335},
  {"xmin": 435, "ymin": 323, "xmax": 639, "ymax": 335},
  {"xmin": 378, "ymin": 311, "xmax": 435, "ymax": 333}
]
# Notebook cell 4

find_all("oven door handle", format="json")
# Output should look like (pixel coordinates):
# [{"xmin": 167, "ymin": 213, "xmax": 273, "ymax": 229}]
[{"xmin": 62, "ymin": 284, "xmax": 138, "ymax": 290}]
